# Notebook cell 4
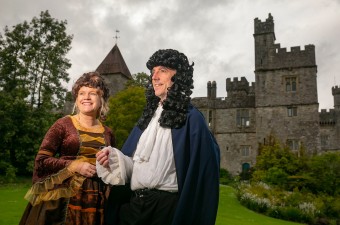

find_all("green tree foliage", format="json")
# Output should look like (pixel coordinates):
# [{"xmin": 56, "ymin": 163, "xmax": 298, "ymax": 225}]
[
  {"xmin": 253, "ymin": 135, "xmax": 308, "ymax": 188},
  {"xmin": 125, "ymin": 72, "xmax": 149, "ymax": 88},
  {"xmin": 253, "ymin": 135, "xmax": 340, "ymax": 196},
  {"xmin": 306, "ymin": 152, "xmax": 340, "ymax": 195},
  {"xmin": 0, "ymin": 10, "xmax": 72, "ymax": 175},
  {"xmin": 105, "ymin": 86, "xmax": 146, "ymax": 149}
]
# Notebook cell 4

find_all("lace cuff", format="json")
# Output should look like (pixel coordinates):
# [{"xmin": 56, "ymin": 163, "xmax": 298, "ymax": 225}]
[{"xmin": 96, "ymin": 147, "xmax": 133, "ymax": 185}]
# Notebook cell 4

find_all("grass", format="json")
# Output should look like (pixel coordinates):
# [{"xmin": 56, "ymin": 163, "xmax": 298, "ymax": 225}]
[
  {"xmin": 0, "ymin": 178, "xmax": 31, "ymax": 225},
  {"xmin": 0, "ymin": 178, "xmax": 303, "ymax": 225},
  {"xmin": 216, "ymin": 185, "xmax": 303, "ymax": 225}
]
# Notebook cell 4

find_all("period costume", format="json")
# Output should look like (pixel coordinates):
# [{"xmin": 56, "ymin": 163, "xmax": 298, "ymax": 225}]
[
  {"xmin": 19, "ymin": 115, "xmax": 115, "ymax": 225},
  {"xmin": 99, "ymin": 105, "xmax": 220, "ymax": 225}
]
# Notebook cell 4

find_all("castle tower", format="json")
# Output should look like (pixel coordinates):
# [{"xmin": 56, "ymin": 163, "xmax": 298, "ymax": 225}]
[
  {"xmin": 96, "ymin": 44, "xmax": 132, "ymax": 97},
  {"xmin": 254, "ymin": 13, "xmax": 320, "ymax": 154},
  {"xmin": 254, "ymin": 13, "xmax": 275, "ymax": 70},
  {"xmin": 226, "ymin": 77, "xmax": 250, "ymax": 98},
  {"xmin": 332, "ymin": 85, "xmax": 340, "ymax": 110}
]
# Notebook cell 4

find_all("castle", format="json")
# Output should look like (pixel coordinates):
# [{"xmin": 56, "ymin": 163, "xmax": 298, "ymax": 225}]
[
  {"xmin": 191, "ymin": 13, "xmax": 340, "ymax": 175},
  {"xmin": 78, "ymin": 14, "xmax": 340, "ymax": 175}
]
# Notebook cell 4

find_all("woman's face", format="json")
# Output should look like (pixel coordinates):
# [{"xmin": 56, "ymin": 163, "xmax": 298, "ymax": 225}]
[{"xmin": 76, "ymin": 86, "xmax": 101, "ymax": 117}]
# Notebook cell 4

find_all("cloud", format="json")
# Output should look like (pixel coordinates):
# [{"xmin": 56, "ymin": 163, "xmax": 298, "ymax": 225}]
[{"xmin": 0, "ymin": 0, "xmax": 339, "ymax": 109}]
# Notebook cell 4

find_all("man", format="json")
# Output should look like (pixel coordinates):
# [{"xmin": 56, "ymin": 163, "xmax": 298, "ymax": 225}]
[{"xmin": 97, "ymin": 49, "xmax": 220, "ymax": 225}]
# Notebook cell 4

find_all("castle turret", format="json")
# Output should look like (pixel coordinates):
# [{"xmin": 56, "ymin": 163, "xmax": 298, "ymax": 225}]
[
  {"xmin": 254, "ymin": 13, "xmax": 275, "ymax": 70},
  {"xmin": 226, "ymin": 77, "xmax": 250, "ymax": 97},
  {"xmin": 254, "ymin": 13, "xmax": 316, "ymax": 71},
  {"xmin": 332, "ymin": 85, "xmax": 340, "ymax": 110}
]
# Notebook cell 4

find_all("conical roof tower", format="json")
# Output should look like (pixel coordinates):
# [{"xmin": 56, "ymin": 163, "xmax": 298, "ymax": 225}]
[{"xmin": 96, "ymin": 44, "xmax": 132, "ymax": 96}]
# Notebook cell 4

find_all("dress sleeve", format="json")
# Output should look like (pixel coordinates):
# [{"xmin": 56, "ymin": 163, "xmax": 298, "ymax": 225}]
[
  {"xmin": 26, "ymin": 117, "xmax": 85, "ymax": 206},
  {"xmin": 33, "ymin": 118, "xmax": 75, "ymax": 181}
]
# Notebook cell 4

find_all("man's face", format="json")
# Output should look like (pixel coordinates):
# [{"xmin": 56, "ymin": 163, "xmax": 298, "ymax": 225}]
[{"xmin": 151, "ymin": 66, "xmax": 176, "ymax": 101}]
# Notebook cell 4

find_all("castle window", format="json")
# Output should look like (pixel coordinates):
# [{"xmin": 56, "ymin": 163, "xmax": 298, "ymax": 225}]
[
  {"xmin": 287, "ymin": 107, "xmax": 297, "ymax": 117},
  {"xmin": 286, "ymin": 77, "xmax": 297, "ymax": 92},
  {"xmin": 237, "ymin": 109, "xmax": 250, "ymax": 127},
  {"xmin": 208, "ymin": 110, "xmax": 213, "ymax": 127},
  {"xmin": 287, "ymin": 139, "xmax": 299, "ymax": 150},
  {"xmin": 321, "ymin": 135, "xmax": 329, "ymax": 147},
  {"xmin": 241, "ymin": 145, "xmax": 251, "ymax": 156}
]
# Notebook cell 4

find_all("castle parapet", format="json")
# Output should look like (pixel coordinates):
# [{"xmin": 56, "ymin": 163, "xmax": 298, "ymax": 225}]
[
  {"xmin": 332, "ymin": 85, "xmax": 340, "ymax": 95},
  {"xmin": 254, "ymin": 13, "xmax": 274, "ymax": 36},
  {"xmin": 226, "ymin": 77, "xmax": 250, "ymax": 93},
  {"xmin": 319, "ymin": 108, "xmax": 336, "ymax": 126},
  {"xmin": 270, "ymin": 44, "xmax": 316, "ymax": 69}
]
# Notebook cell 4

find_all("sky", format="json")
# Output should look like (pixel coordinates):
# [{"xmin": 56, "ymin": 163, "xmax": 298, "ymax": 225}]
[{"xmin": 1, "ymin": 0, "xmax": 339, "ymax": 110}]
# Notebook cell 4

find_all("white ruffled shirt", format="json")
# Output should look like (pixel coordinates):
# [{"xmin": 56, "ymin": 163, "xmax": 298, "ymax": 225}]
[{"xmin": 96, "ymin": 104, "xmax": 178, "ymax": 192}]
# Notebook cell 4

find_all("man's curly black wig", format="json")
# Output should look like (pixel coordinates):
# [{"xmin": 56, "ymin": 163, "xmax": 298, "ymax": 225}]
[{"xmin": 137, "ymin": 49, "xmax": 194, "ymax": 130}]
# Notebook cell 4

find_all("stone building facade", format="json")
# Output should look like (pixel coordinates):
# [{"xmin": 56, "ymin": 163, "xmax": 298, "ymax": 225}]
[{"xmin": 192, "ymin": 13, "xmax": 340, "ymax": 175}]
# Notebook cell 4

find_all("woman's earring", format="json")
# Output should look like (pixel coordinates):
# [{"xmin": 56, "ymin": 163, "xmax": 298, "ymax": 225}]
[{"xmin": 72, "ymin": 103, "xmax": 78, "ymax": 115}]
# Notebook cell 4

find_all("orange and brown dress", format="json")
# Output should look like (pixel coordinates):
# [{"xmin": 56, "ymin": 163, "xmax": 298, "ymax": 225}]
[{"xmin": 19, "ymin": 115, "xmax": 115, "ymax": 225}]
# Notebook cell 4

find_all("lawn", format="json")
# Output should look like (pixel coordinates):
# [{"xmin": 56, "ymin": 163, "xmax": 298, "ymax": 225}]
[
  {"xmin": 0, "ymin": 181, "xmax": 303, "ymax": 225},
  {"xmin": 0, "ymin": 180, "xmax": 31, "ymax": 225},
  {"xmin": 216, "ymin": 185, "xmax": 303, "ymax": 225}
]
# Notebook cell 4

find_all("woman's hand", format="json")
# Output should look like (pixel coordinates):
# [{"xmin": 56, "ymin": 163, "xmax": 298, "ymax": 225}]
[
  {"xmin": 77, "ymin": 162, "xmax": 96, "ymax": 177},
  {"xmin": 96, "ymin": 148, "xmax": 110, "ymax": 168}
]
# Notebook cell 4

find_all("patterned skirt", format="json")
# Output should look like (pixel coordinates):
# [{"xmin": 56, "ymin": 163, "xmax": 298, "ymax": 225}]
[{"xmin": 19, "ymin": 176, "xmax": 110, "ymax": 225}]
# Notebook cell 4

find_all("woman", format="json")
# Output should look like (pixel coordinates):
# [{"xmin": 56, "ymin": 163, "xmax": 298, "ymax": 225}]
[{"xmin": 19, "ymin": 72, "xmax": 115, "ymax": 225}]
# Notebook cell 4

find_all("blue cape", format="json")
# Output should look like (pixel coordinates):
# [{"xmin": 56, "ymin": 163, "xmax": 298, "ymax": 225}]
[{"xmin": 122, "ymin": 105, "xmax": 220, "ymax": 225}]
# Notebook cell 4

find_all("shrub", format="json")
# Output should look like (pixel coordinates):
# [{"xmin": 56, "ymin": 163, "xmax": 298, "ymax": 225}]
[
  {"xmin": 220, "ymin": 168, "xmax": 234, "ymax": 185},
  {"xmin": 265, "ymin": 167, "xmax": 288, "ymax": 187}
]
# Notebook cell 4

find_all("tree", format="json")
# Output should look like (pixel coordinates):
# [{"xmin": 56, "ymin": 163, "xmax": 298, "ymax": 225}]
[
  {"xmin": 0, "ymin": 10, "xmax": 72, "ymax": 109},
  {"xmin": 105, "ymin": 86, "xmax": 146, "ymax": 149},
  {"xmin": 252, "ymin": 135, "xmax": 308, "ymax": 188},
  {"xmin": 0, "ymin": 10, "xmax": 72, "ymax": 175},
  {"xmin": 306, "ymin": 152, "xmax": 340, "ymax": 195},
  {"xmin": 125, "ymin": 72, "xmax": 149, "ymax": 88}
]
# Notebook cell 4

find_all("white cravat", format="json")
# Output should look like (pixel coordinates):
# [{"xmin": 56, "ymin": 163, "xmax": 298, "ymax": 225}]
[
  {"xmin": 133, "ymin": 105, "xmax": 163, "ymax": 162},
  {"xmin": 131, "ymin": 105, "xmax": 178, "ymax": 191}
]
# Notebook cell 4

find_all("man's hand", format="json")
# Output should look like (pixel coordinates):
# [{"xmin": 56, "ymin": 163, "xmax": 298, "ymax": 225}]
[{"xmin": 96, "ymin": 147, "xmax": 110, "ymax": 168}]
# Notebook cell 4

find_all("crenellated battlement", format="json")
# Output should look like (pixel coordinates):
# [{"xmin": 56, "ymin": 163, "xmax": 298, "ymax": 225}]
[
  {"xmin": 254, "ymin": 13, "xmax": 274, "ymax": 35},
  {"xmin": 269, "ymin": 44, "xmax": 316, "ymax": 68},
  {"xmin": 254, "ymin": 13, "xmax": 316, "ymax": 70},
  {"xmin": 332, "ymin": 85, "xmax": 340, "ymax": 95},
  {"xmin": 319, "ymin": 109, "xmax": 336, "ymax": 126},
  {"xmin": 226, "ymin": 77, "xmax": 254, "ymax": 95},
  {"xmin": 276, "ymin": 45, "xmax": 315, "ymax": 54},
  {"xmin": 320, "ymin": 109, "xmax": 335, "ymax": 114},
  {"xmin": 226, "ymin": 77, "xmax": 248, "ymax": 92}
]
